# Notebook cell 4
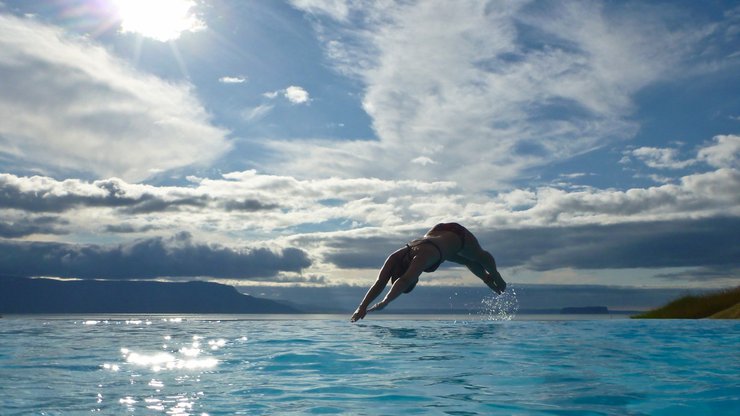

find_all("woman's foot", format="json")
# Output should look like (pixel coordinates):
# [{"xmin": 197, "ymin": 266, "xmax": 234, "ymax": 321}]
[
  {"xmin": 482, "ymin": 271, "xmax": 505, "ymax": 294},
  {"xmin": 491, "ymin": 270, "xmax": 506, "ymax": 294}
]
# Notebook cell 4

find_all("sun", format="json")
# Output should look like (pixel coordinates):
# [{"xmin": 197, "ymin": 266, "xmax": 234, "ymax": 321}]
[{"xmin": 111, "ymin": 0, "xmax": 205, "ymax": 42}]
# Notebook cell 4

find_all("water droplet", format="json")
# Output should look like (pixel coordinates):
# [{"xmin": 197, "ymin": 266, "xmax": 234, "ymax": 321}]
[{"xmin": 479, "ymin": 285, "xmax": 518, "ymax": 320}]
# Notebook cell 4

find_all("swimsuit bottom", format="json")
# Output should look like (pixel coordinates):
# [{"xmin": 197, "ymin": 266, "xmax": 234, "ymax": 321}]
[{"xmin": 430, "ymin": 222, "xmax": 466, "ymax": 249}]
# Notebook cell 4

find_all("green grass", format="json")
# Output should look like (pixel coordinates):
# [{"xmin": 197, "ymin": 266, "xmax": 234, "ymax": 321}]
[
  {"xmin": 632, "ymin": 286, "xmax": 740, "ymax": 319},
  {"xmin": 710, "ymin": 302, "xmax": 740, "ymax": 319}
]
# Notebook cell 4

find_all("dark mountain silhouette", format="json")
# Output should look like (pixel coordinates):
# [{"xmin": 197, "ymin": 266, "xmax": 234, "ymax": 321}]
[{"xmin": 0, "ymin": 277, "xmax": 299, "ymax": 314}]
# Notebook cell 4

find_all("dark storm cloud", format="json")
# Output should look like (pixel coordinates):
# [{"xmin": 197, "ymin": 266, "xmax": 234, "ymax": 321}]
[
  {"xmin": 118, "ymin": 195, "xmax": 210, "ymax": 214},
  {"xmin": 0, "ymin": 176, "xmax": 200, "ymax": 213},
  {"xmin": 495, "ymin": 217, "xmax": 739, "ymax": 271},
  {"xmin": 221, "ymin": 199, "xmax": 280, "ymax": 212},
  {"xmin": 104, "ymin": 224, "xmax": 159, "ymax": 233},
  {"xmin": 322, "ymin": 217, "xmax": 740, "ymax": 279},
  {"xmin": 324, "ymin": 235, "xmax": 405, "ymax": 269},
  {"xmin": 0, "ymin": 232, "xmax": 311, "ymax": 280},
  {"xmin": 0, "ymin": 215, "xmax": 68, "ymax": 238}
]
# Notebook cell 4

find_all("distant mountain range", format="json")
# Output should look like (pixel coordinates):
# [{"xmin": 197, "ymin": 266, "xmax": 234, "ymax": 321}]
[{"xmin": 0, "ymin": 277, "xmax": 299, "ymax": 314}]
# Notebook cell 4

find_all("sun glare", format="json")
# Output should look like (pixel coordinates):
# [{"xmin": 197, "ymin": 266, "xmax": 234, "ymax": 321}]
[{"xmin": 112, "ymin": 0, "xmax": 205, "ymax": 42}]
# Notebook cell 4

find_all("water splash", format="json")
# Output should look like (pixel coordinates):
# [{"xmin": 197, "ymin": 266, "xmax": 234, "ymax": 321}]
[{"xmin": 479, "ymin": 285, "xmax": 518, "ymax": 320}]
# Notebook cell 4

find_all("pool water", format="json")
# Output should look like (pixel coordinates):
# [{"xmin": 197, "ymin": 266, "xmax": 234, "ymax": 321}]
[{"xmin": 1, "ymin": 315, "xmax": 738, "ymax": 415}]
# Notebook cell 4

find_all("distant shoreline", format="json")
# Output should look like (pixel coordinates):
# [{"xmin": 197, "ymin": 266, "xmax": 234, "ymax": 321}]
[
  {"xmin": 0, "ymin": 277, "xmax": 299, "ymax": 314},
  {"xmin": 0, "ymin": 276, "xmax": 652, "ymax": 315},
  {"xmin": 0, "ymin": 312, "xmax": 635, "ymax": 321}
]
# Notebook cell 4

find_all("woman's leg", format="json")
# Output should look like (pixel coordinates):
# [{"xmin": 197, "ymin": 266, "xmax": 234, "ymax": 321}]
[
  {"xmin": 458, "ymin": 259, "xmax": 503, "ymax": 294},
  {"xmin": 458, "ymin": 229, "xmax": 506, "ymax": 292}
]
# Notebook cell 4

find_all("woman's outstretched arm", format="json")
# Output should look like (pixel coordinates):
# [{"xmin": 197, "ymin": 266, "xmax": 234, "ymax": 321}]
[
  {"xmin": 366, "ymin": 256, "xmax": 426, "ymax": 313},
  {"xmin": 350, "ymin": 251, "xmax": 399, "ymax": 322}
]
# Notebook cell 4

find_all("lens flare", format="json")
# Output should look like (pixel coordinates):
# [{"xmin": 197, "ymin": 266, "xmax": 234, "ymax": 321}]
[{"xmin": 111, "ymin": 0, "xmax": 205, "ymax": 41}]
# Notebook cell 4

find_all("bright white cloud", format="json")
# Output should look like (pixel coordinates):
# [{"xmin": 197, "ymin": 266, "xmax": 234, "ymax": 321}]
[
  {"xmin": 219, "ymin": 76, "xmax": 247, "ymax": 84},
  {"xmin": 284, "ymin": 86, "xmax": 310, "ymax": 104},
  {"xmin": 2, "ymin": 129, "xmax": 737, "ymax": 283},
  {"xmin": 4, "ymin": 131, "xmax": 738, "ymax": 239},
  {"xmin": 411, "ymin": 156, "xmax": 435, "ymax": 166},
  {"xmin": 262, "ymin": 86, "xmax": 310, "ymax": 104},
  {"xmin": 279, "ymin": 1, "xmax": 716, "ymax": 190},
  {"xmin": 698, "ymin": 134, "xmax": 740, "ymax": 168},
  {"xmin": 630, "ymin": 147, "xmax": 696, "ymax": 169},
  {"xmin": 0, "ymin": 15, "xmax": 231, "ymax": 182}
]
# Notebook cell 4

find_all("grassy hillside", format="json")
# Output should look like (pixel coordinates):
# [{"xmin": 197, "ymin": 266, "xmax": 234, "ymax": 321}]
[
  {"xmin": 710, "ymin": 302, "xmax": 740, "ymax": 319},
  {"xmin": 633, "ymin": 286, "xmax": 740, "ymax": 319}
]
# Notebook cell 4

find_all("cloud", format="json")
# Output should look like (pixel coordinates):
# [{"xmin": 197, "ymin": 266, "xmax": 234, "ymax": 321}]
[
  {"xmin": 629, "ymin": 147, "xmax": 696, "ymax": 169},
  {"xmin": 243, "ymin": 104, "xmax": 275, "ymax": 122},
  {"xmin": 2, "ymin": 135, "xmax": 738, "ymax": 238},
  {"xmin": 284, "ymin": 85, "xmax": 310, "ymax": 104},
  {"xmin": 276, "ymin": 1, "xmax": 726, "ymax": 190},
  {"xmin": 245, "ymin": 85, "xmax": 310, "ymax": 121},
  {"xmin": 411, "ymin": 156, "xmax": 436, "ymax": 166},
  {"xmin": 264, "ymin": 86, "xmax": 311, "ymax": 104},
  {"xmin": 219, "ymin": 75, "xmax": 247, "ymax": 84},
  {"xmin": 624, "ymin": 135, "xmax": 740, "ymax": 171},
  {"xmin": 320, "ymin": 217, "xmax": 740, "ymax": 277},
  {"xmin": 653, "ymin": 266, "xmax": 740, "ymax": 283},
  {"xmin": 104, "ymin": 223, "xmax": 159, "ymax": 234},
  {"xmin": 289, "ymin": 0, "xmax": 349, "ymax": 21},
  {"xmin": 501, "ymin": 218, "xmax": 740, "ymax": 271},
  {"xmin": 1, "ymin": 127, "xmax": 737, "ymax": 284},
  {"xmin": 0, "ymin": 174, "xmax": 213, "ymax": 214},
  {"xmin": 0, "ymin": 215, "xmax": 68, "ymax": 238},
  {"xmin": 0, "ymin": 173, "xmax": 282, "ymax": 234},
  {"xmin": 0, "ymin": 14, "xmax": 231, "ymax": 182},
  {"xmin": 0, "ymin": 232, "xmax": 311, "ymax": 280},
  {"xmin": 0, "ymin": 171, "xmax": 458, "ymax": 237},
  {"xmin": 697, "ymin": 134, "xmax": 740, "ymax": 168}
]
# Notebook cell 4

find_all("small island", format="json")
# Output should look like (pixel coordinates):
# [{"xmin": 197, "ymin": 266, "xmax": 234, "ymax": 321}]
[{"xmin": 632, "ymin": 286, "xmax": 740, "ymax": 319}]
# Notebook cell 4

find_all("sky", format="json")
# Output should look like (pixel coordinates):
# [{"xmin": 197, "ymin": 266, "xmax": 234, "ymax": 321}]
[{"xmin": 0, "ymin": 0, "xmax": 738, "ymax": 297}]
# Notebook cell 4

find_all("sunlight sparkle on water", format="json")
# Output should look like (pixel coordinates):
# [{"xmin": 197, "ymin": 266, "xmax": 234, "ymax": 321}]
[
  {"xmin": 2, "ymin": 318, "xmax": 736, "ymax": 414},
  {"xmin": 122, "ymin": 348, "xmax": 217, "ymax": 371}
]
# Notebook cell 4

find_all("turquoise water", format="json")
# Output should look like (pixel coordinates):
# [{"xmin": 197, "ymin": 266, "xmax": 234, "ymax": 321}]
[{"xmin": 0, "ymin": 315, "xmax": 738, "ymax": 415}]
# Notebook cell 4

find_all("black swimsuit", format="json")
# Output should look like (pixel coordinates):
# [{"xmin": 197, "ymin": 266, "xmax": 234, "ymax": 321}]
[
  {"xmin": 406, "ymin": 239, "xmax": 445, "ymax": 272},
  {"xmin": 391, "ymin": 223, "xmax": 469, "ymax": 293},
  {"xmin": 429, "ymin": 222, "xmax": 467, "ymax": 249}
]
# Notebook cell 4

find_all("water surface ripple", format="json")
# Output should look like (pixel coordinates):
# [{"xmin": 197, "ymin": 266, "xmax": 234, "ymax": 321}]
[{"xmin": 0, "ymin": 316, "xmax": 737, "ymax": 415}]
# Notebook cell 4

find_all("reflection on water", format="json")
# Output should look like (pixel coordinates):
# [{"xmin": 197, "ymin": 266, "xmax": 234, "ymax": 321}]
[
  {"xmin": 96, "ymin": 321, "xmax": 222, "ymax": 415},
  {"xmin": 119, "ymin": 345, "xmax": 218, "ymax": 372},
  {"xmin": 1, "ymin": 316, "xmax": 737, "ymax": 415}
]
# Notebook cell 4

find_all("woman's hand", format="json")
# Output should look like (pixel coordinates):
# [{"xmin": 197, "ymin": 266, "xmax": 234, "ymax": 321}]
[{"xmin": 350, "ymin": 306, "xmax": 367, "ymax": 322}]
